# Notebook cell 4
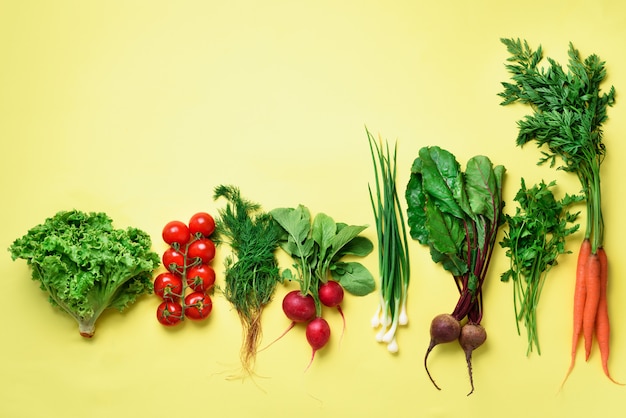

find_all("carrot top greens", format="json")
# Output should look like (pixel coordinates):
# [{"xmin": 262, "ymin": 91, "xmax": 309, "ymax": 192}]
[{"xmin": 498, "ymin": 38, "xmax": 615, "ymax": 254}]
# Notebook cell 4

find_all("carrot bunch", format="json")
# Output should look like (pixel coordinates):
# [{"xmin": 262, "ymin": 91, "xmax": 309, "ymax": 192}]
[
  {"xmin": 564, "ymin": 238, "xmax": 620, "ymax": 384},
  {"xmin": 499, "ymin": 38, "xmax": 621, "ymax": 385}
]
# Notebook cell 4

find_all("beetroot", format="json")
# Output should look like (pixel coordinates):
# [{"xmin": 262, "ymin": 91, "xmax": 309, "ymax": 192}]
[
  {"xmin": 424, "ymin": 313, "xmax": 461, "ymax": 390},
  {"xmin": 459, "ymin": 323, "xmax": 487, "ymax": 396},
  {"xmin": 406, "ymin": 147, "xmax": 505, "ymax": 394}
]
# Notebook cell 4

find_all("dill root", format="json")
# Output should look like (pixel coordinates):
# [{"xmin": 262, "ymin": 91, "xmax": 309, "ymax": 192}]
[{"xmin": 213, "ymin": 185, "xmax": 282, "ymax": 378}]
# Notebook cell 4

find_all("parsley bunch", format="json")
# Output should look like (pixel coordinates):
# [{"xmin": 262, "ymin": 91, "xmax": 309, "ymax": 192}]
[{"xmin": 500, "ymin": 179, "xmax": 583, "ymax": 355}]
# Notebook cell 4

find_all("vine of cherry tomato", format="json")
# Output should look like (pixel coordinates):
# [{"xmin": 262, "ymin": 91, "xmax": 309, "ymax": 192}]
[{"xmin": 155, "ymin": 212, "xmax": 216, "ymax": 327}]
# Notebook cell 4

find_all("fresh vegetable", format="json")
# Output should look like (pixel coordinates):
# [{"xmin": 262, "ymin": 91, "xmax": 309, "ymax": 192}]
[
  {"xmin": 499, "ymin": 179, "xmax": 582, "ymax": 355},
  {"xmin": 157, "ymin": 301, "xmax": 184, "ymax": 326},
  {"xmin": 8, "ymin": 210, "xmax": 160, "ymax": 338},
  {"xmin": 499, "ymin": 38, "xmax": 619, "ymax": 384},
  {"xmin": 154, "ymin": 272, "xmax": 184, "ymax": 302},
  {"xmin": 367, "ymin": 129, "xmax": 411, "ymax": 354},
  {"xmin": 186, "ymin": 264, "xmax": 216, "ymax": 293},
  {"xmin": 425, "ymin": 313, "xmax": 462, "ymax": 386},
  {"xmin": 305, "ymin": 317, "xmax": 331, "ymax": 370},
  {"xmin": 269, "ymin": 204, "xmax": 375, "ymax": 368},
  {"xmin": 183, "ymin": 292, "xmax": 213, "ymax": 320},
  {"xmin": 187, "ymin": 238, "xmax": 216, "ymax": 265},
  {"xmin": 283, "ymin": 290, "xmax": 317, "ymax": 323},
  {"xmin": 162, "ymin": 247, "xmax": 185, "ymax": 275},
  {"xmin": 318, "ymin": 280, "xmax": 346, "ymax": 342},
  {"xmin": 162, "ymin": 220, "xmax": 191, "ymax": 246},
  {"xmin": 405, "ymin": 146, "xmax": 506, "ymax": 395},
  {"xmin": 595, "ymin": 247, "xmax": 619, "ymax": 384},
  {"xmin": 213, "ymin": 185, "xmax": 282, "ymax": 378},
  {"xmin": 260, "ymin": 290, "xmax": 317, "ymax": 349},
  {"xmin": 318, "ymin": 280, "xmax": 344, "ymax": 310},
  {"xmin": 571, "ymin": 238, "xmax": 591, "ymax": 372},
  {"xmin": 189, "ymin": 212, "xmax": 216, "ymax": 237},
  {"xmin": 458, "ymin": 322, "xmax": 487, "ymax": 394},
  {"xmin": 154, "ymin": 212, "xmax": 217, "ymax": 327},
  {"xmin": 583, "ymin": 253, "xmax": 601, "ymax": 359}
]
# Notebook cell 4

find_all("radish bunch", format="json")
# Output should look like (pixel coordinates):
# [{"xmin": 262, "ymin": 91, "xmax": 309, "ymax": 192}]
[
  {"xmin": 274, "ymin": 282, "xmax": 345, "ymax": 370},
  {"xmin": 268, "ymin": 205, "xmax": 375, "ymax": 369}
]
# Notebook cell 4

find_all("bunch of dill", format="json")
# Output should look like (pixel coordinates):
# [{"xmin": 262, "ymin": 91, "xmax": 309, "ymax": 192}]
[{"xmin": 213, "ymin": 185, "xmax": 282, "ymax": 378}]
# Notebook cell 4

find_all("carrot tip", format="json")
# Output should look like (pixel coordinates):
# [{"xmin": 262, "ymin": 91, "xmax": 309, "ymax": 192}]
[{"xmin": 603, "ymin": 369, "xmax": 625, "ymax": 386}]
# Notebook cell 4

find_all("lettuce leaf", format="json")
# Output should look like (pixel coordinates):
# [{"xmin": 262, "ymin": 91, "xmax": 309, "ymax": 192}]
[{"xmin": 9, "ymin": 210, "xmax": 160, "ymax": 338}]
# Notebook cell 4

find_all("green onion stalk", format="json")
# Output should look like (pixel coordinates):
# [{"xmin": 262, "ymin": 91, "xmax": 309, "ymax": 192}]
[{"xmin": 367, "ymin": 128, "xmax": 411, "ymax": 353}]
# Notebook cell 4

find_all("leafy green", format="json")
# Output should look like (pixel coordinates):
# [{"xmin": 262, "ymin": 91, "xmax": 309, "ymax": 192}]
[
  {"xmin": 270, "ymin": 205, "xmax": 374, "ymax": 316},
  {"xmin": 213, "ymin": 185, "xmax": 282, "ymax": 376},
  {"xmin": 8, "ymin": 210, "xmax": 160, "ymax": 337},
  {"xmin": 405, "ymin": 146, "xmax": 506, "ymax": 323},
  {"xmin": 500, "ymin": 179, "xmax": 582, "ymax": 355},
  {"xmin": 499, "ymin": 38, "xmax": 615, "ymax": 253}
]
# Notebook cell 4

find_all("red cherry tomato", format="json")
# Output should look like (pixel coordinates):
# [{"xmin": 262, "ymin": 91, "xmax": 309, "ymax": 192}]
[
  {"xmin": 189, "ymin": 212, "xmax": 216, "ymax": 237},
  {"xmin": 184, "ymin": 292, "xmax": 213, "ymax": 320},
  {"xmin": 187, "ymin": 238, "xmax": 216, "ymax": 264},
  {"xmin": 162, "ymin": 221, "xmax": 191, "ymax": 246},
  {"xmin": 157, "ymin": 301, "xmax": 183, "ymax": 326},
  {"xmin": 153, "ymin": 272, "xmax": 183, "ymax": 301},
  {"xmin": 162, "ymin": 247, "xmax": 185, "ymax": 275},
  {"xmin": 186, "ymin": 264, "xmax": 216, "ymax": 293}
]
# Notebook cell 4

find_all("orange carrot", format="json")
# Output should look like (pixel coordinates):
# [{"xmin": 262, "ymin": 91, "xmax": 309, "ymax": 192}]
[
  {"xmin": 562, "ymin": 238, "xmax": 590, "ymax": 386},
  {"xmin": 595, "ymin": 247, "xmax": 623, "ymax": 384},
  {"xmin": 583, "ymin": 252, "xmax": 601, "ymax": 360}
]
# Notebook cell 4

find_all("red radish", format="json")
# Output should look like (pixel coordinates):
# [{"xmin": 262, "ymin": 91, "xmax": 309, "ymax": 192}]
[
  {"xmin": 319, "ymin": 281, "xmax": 346, "ymax": 340},
  {"xmin": 283, "ymin": 290, "xmax": 317, "ymax": 322},
  {"xmin": 319, "ymin": 280, "xmax": 344, "ymax": 307},
  {"xmin": 305, "ymin": 317, "xmax": 331, "ymax": 371},
  {"xmin": 424, "ymin": 313, "xmax": 461, "ymax": 390},
  {"xmin": 260, "ymin": 290, "xmax": 316, "ymax": 351},
  {"xmin": 458, "ymin": 323, "xmax": 487, "ymax": 396}
]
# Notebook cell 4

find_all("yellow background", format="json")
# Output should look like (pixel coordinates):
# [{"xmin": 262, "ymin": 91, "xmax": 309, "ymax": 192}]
[{"xmin": 2, "ymin": 1, "xmax": 625, "ymax": 417}]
